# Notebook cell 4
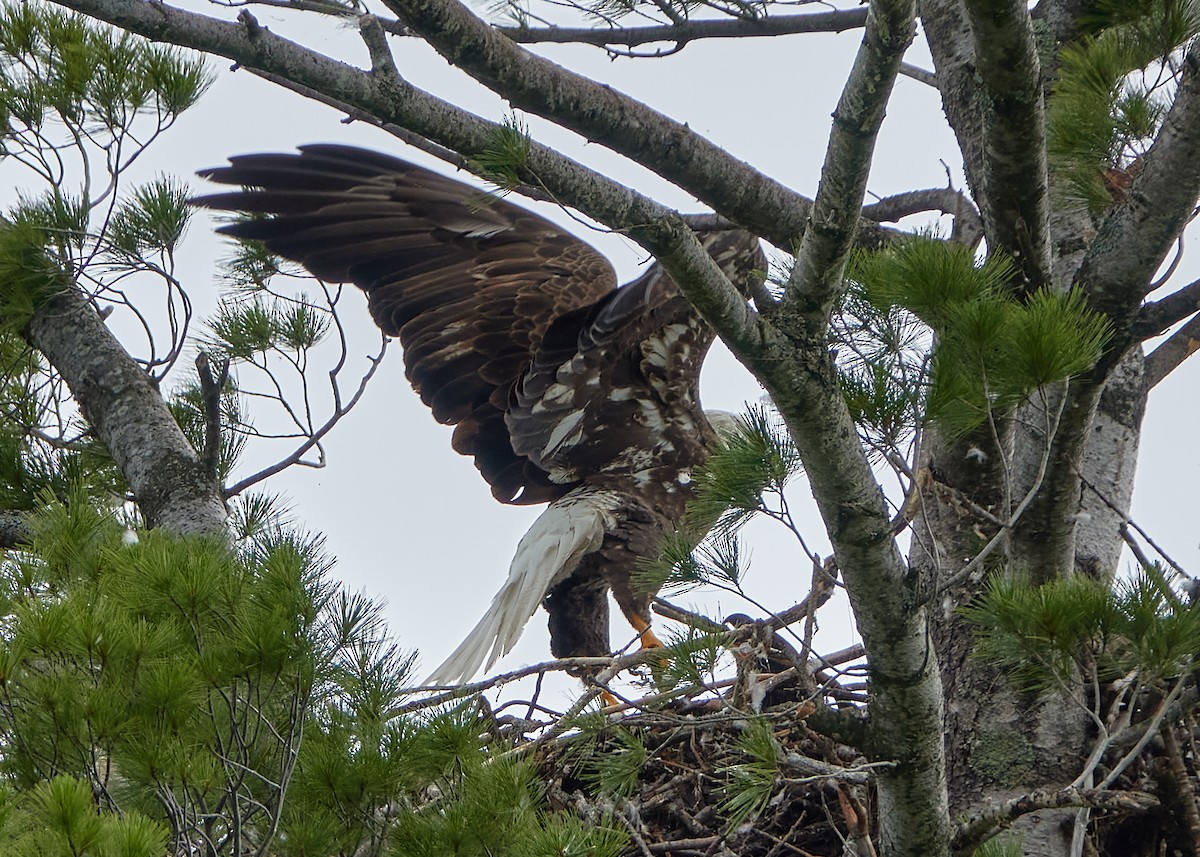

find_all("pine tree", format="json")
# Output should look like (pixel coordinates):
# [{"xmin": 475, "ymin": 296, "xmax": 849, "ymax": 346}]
[{"xmin": 7, "ymin": 0, "xmax": 1200, "ymax": 854}]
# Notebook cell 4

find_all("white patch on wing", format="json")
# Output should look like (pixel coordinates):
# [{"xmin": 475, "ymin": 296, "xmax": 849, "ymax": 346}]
[
  {"xmin": 610, "ymin": 387, "xmax": 634, "ymax": 401},
  {"xmin": 431, "ymin": 340, "xmax": 476, "ymax": 361},
  {"xmin": 543, "ymin": 409, "xmax": 586, "ymax": 459},
  {"xmin": 636, "ymin": 399, "xmax": 668, "ymax": 432},
  {"xmin": 443, "ymin": 217, "xmax": 509, "ymax": 239},
  {"xmin": 542, "ymin": 382, "xmax": 575, "ymax": 407},
  {"xmin": 427, "ymin": 489, "xmax": 623, "ymax": 684},
  {"xmin": 557, "ymin": 355, "xmax": 587, "ymax": 383},
  {"xmin": 643, "ymin": 323, "xmax": 691, "ymax": 369}
]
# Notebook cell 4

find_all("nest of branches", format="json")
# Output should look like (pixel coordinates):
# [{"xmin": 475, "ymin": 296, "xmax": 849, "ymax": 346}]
[
  {"xmin": 463, "ymin": 600, "xmax": 879, "ymax": 857},
  {"xmin": 454, "ymin": 606, "xmax": 1194, "ymax": 857},
  {"xmin": 535, "ymin": 682, "xmax": 873, "ymax": 857}
]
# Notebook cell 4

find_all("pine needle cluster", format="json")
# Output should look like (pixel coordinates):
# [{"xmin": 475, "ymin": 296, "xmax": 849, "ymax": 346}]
[
  {"xmin": 0, "ymin": 491, "xmax": 634, "ymax": 856},
  {"xmin": 1048, "ymin": 0, "xmax": 1200, "ymax": 210},
  {"xmin": 638, "ymin": 403, "xmax": 801, "ymax": 601},
  {"xmin": 845, "ymin": 238, "xmax": 1111, "ymax": 437},
  {"xmin": 0, "ymin": 1, "xmax": 210, "ymax": 287},
  {"xmin": 963, "ymin": 563, "xmax": 1200, "ymax": 694}
]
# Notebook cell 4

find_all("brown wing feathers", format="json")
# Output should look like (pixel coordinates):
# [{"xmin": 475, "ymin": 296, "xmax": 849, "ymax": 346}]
[{"xmin": 194, "ymin": 145, "xmax": 618, "ymax": 504}]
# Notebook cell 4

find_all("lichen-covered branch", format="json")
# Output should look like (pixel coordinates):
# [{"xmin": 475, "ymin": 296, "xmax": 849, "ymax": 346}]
[
  {"xmin": 917, "ymin": 0, "xmax": 986, "ymax": 196},
  {"xmin": 1076, "ymin": 47, "xmax": 1200, "ymax": 342},
  {"xmin": 496, "ymin": 8, "xmax": 868, "ymax": 47},
  {"xmin": 20, "ymin": 284, "xmax": 226, "ymax": 536},
  {"xmin": 950, "ymin": 788, "xmax": 1159, "ymax": 856},
  {"xmin": 782, "ymin": 0, "xmax": 916, "ymax": 314}
]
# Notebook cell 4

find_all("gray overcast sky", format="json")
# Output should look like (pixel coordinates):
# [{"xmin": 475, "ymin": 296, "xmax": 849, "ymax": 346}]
[{"xmin": 15, "ymin": 0, "xmax": 1200, "ymax": 703}]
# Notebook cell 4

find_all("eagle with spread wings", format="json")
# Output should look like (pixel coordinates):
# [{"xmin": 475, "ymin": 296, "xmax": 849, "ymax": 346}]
[{"xmin": 195, "ymin": 145, "xmax": 763, "ymax": 684}]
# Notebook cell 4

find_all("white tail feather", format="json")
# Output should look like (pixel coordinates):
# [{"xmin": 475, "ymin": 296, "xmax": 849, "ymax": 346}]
[{"xmin": 427, "ymin": 490, "xmax": 620, "ymax": 685}]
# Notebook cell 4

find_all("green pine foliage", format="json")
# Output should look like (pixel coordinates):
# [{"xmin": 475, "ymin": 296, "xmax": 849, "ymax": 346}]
[
  {"xmin": 720, "ymin": 719, "xmax": 780, "ymax": 829},
  {"xmin": 579, "ymin": 727, "xmax": 648, "ymax": 799},
  {"xmin": 106, "ymin": 178, "xmax": 192, "ymax": 260},
  {"xmin": 1048, "ymin": 0, "xmax": 1199, "ymax": 210},
  {"xmin": 0, "ymin": 1, "xmax": 211, "ymax": 278},
  {"xmin": 390, "ymin": 703, "xmax": 629, "ymax": 857},
  {"xmin": 472, "ymin": 114, "xmax": 533, "ymax": 190},
  {"xmin": 688, "ymin": 403, "xmax": 802, "ymax": 537},
  {"xmin": 650, "ymin": 626, "xmax": 725, "ymax": 692},
  {"xmin": 0, "ymin": 493, "xmax": 347, "ymax": 852},
  {"xmin": 0, "ymin": 332, "xmax": 124, "ymax": 512},
  {"xmin": 636, "ymin": 404, "xmax": 800, "ymax": 608},
  {"xmin": 963, "ymin": 563, "xmax": 1200, "ymax": 693},
  {"xmin": 0, "ymin": 492, "xmax": 632, "ymax": 855},
  {"xmin": 0, "ymin": 775, "xmax": 169, "ymax": 857},
  {"xmin": 845, "ymin": 238, "xmax": 1111, "ymax": 437}
]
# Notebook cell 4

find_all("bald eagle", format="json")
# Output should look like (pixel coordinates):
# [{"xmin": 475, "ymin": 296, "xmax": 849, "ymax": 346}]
[{"xmin": 195, "ymin": 145, "xmax": 763, "ymax": 684}]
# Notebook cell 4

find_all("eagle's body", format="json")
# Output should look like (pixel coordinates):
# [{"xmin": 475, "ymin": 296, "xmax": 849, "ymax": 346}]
[{"xmin": 195, "ymin": 145, "xmax": 761, "ymax": 683}]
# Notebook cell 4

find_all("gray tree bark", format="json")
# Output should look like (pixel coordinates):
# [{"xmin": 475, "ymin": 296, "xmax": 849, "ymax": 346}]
[{"xmin": 20, "ymin": 283, "xmax": 227, "ymax": 537}]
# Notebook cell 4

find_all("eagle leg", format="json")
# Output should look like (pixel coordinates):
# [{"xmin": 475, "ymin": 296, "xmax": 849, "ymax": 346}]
[{"xmin": 624, "ymin": 610, "xmax": 665, "ymax": 651}]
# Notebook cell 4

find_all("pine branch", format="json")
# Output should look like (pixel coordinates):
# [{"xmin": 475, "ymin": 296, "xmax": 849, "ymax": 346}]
[
  {"xmin": 494, "ymin": 8, "xmax": 869, "ymax": 47},
  {"xmin": 18, "ymin": 284, "xmax": 226, "ymax": 536},
  {"xmin": 1144, "ymin": 312, "xmax": 1200, "ymax": 389},
  {"xmin": 951, "ymin": 788, "xmax": 1159, "ymax": 856}
]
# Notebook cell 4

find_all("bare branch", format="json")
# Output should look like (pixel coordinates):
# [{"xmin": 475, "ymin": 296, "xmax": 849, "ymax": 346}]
[
  {"xmin": 1160, "ymin": 723, "xmax": 1200, "ymax": 852},
  {"xmin": 1134, "ymin": 276, "xmax": 1200, "ymax": 338},
  {"xmin": 861, "ymin": 186, "xmax": 983, "ymax": 241},
  {"xmin": 223, "ymin": 337, "xmax": 387, "ymax": 498},
  {"xmin": 951, "ymin": 788, "xmax": 1159, "ymax": 856},
  {"xmin": 899, "ymin": 60, "xmax": 937, "ymax": 86},
  {"xmin": 1144, "ymin": 312, "xmax": 1200, "ymax": 389},
  {"xmin": 495, "ymin": 8, "xmax": 868, "ymax": 47}
]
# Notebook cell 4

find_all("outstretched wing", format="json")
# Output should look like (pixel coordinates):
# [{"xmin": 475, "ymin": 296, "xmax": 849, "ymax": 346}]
[{"xmin": 194, "ymin": 145, "xmax": 618, "ymax": 504}]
